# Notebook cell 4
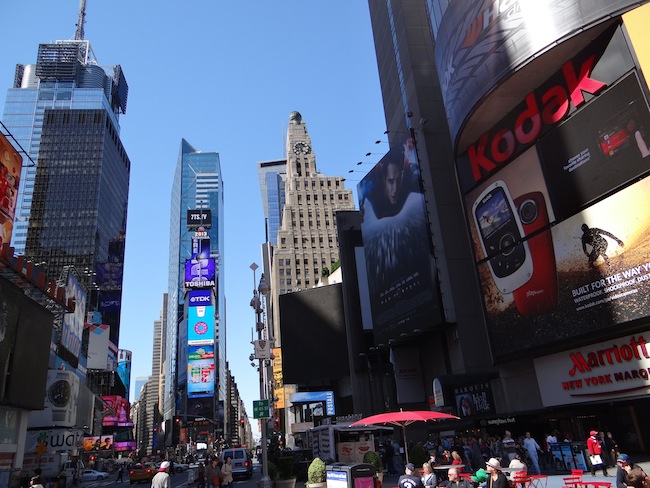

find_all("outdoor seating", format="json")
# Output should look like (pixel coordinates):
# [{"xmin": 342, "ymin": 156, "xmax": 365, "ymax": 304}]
[
  {"xmin": 529, "ymin": 474, "xmax": 548, "ymax": 488},
  {"xmin": 563, "ymin": 476, "xmax": 583, "ymax": 488}
]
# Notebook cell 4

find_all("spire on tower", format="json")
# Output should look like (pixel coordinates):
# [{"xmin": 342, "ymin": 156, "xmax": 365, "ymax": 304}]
[{"xmin": 75, "ymin": 0, "xmax": 86, "ymax": 40}]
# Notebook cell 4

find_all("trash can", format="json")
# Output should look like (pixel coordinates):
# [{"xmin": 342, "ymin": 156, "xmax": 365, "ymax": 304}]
[{"xmin": 326, "ymin": 463, "xmax": 376, "ymax": 488}]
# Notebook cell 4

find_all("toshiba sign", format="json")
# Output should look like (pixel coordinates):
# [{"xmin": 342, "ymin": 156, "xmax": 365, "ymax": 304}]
[{"xmin": 534, "ymin": 334, "xmax": 650, "ymax": 407}]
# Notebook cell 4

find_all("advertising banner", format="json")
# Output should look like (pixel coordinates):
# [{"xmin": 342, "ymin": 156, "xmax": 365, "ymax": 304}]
[
  {"xmin": 434, "ymin": 0, "xmax": 641, "ymax": 143},
  {"xmin": 458, "ymin": 26, "xmax": 650, "ymax": 360},
  {"xmin": 0, "ymin": 132, "xmax": 22, "ymax": 246},
  {"xmin": 28, "ymin": 370, "xmax": 79, "ymax": 429},
  {"xmin": 192, "ymin": 229, "xmax": 211, "ymax": 259},
  {"xmin": 25, "ymin": 429, "xmax": 84, "ymax": 453},
  {"xmin": 357, "ymin": 138, "xmax": 442, "ymax": 344},
  {"xmin": 454, "ymin": 382, "xmax": 495, "ymax": 417},
  {"xmin": 86, "ymin": 323, "xmax": 110, "ymax": 369},
  {"xmin": 187, "ymin": 344, "xmax": 215, "ymax": 398},
  {"xmin": 61, "ymin": 272, "xmax": 86, "ymax": 360},
  {"xmin": 102, "ymin": 395, "xmax": 130, "ymax": 426},
  {"xmin": 187, "ymin": 305, "xmax": 214, "ymax": 344},
  {"xmin": 117, "ymin": 350, "xmax": 131, "ymax": 400},
  {"xmin": 82, "ymin": 435, "xmax": 114, "ymax": 451},
  {"xmin": 273, "ymin": 347, "xmax": 285, "ymax": 409},
  {"xmin": 187, "ymin": 209, "xmax": 212, "ymax": 228},
  {"xmin": 535, "ymin": 333, "xmax": 650, "ymax": 406},
  {"xmin": 184, "ymin": 257, "xmax": 216, "ymax": 289},
  {"xmin": 188, "ymin": 289, "xmax": 212, "ymax": 307}
]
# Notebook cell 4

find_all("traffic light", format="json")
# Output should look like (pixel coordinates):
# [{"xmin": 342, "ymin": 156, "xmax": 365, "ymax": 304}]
[
  {"xmin": 239, "ymin": 418, "xmax": 245, "ymax": 427},
  {"xmin": 273, "ymin": 416, "xmax": 280, "ymax": 432}
]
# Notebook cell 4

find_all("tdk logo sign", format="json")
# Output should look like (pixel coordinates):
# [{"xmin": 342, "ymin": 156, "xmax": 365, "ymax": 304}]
[{"xmin": 189, "ymin": 290, "xmax": 212, "ymax": 307}]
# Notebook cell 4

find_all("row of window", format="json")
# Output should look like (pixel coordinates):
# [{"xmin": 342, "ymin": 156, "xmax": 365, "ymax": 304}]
[{"xmin": 296, "ymin": 193, "xmax": 349, "ymax": 203}]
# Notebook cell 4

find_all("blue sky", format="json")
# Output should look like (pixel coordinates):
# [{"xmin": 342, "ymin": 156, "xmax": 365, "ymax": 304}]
[{"xmin": 0, "ymin": 2, "xmax": 386, "ymax": 419}]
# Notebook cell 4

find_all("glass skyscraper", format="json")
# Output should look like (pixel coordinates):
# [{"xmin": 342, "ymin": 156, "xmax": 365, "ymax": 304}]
[
  {"xmin": 165, "ymin": 139, "xmax": 225, "ymax": 440},
  {"xmin": 2, "ymin": 39, "xmax": 130, "ymax": 347},
  {"xmin": 257, "ymin": 159, "xmax": 286, "ymax": 245}
]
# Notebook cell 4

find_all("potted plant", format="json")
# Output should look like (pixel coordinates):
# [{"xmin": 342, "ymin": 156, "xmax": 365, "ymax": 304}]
[
  {"xmin": 275, "ymin": 456, "xmax": 297, "ymax": 488},
  {"xmin": 306, "ymin": 457, "xmax": 327, "ymax": 488},
  {"xmin": 363, "ymin": 451, "xmax": 383, "ymax": 483}
]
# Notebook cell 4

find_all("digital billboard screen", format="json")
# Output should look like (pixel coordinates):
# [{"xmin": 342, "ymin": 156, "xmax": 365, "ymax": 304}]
[
  {"xmin": 184, "ymin": 258, "xmax": 216, "ymax": 289},
  {"xmin": 187, "ymin": 305, "xmax": 214, "ymax": 344},
  {"xmin": 187, "ymin": 344, "xmax": 215, "ymax": 398},
  {"xmin": 460, "ymin": 40, "xmax": 650, "ymax": 360},
  {"xmin": 61, "ymin": 271, "xmax": 86, "ymax": 360},
  {"xmin": 102, "ymin": 395, "xmax": 130, "ymax": 426},
  {"xmin": 0, "ymin": 132, "xmax": 22, "ymax": 246},
  {"xmin": 357, "ymin": 138, "xmax": 442, "ymax": 344}
]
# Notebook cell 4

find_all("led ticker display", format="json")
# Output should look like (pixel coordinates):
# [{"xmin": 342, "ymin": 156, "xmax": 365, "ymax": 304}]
[
  {"xmin": 187, "ymin": 344, "xmax": 215, "ymax": 398},
  {"xmin": 187, "ymin": 305, "xmax": 214, "ymax": 344},
  {"xmin": 184, "ymin": 257, "xmax": 216, "ymax": 289}
]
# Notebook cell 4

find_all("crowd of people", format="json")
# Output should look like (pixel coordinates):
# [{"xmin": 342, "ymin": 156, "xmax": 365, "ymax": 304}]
[{"xmin": 392, "ymin": 429, "xmax": 637, "ymax": 488}]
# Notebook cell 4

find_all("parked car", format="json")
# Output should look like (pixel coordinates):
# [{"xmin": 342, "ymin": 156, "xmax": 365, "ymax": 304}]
[
  {"xmin": 173, "ymin": 463, "xmax": 190, "ymax": 473},
  {"xmin": 129, "ymin": 464, "xmax": 156, "ymax": 484},
  {"xmin": 80, "ymin": 469, "xmax": 109, "ymax": 482},
  {"xmin": 221, "ymin": 448, "xmax": 253, "ymax": 479}
]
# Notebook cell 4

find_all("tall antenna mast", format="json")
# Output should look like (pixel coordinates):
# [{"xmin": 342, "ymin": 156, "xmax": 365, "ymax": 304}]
[{"xmin": 75, "ymin": 0, "xmax": 86, "ymax": 40}]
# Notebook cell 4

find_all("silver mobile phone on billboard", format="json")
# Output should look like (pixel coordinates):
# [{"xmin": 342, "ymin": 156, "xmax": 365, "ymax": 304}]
[{"xmin": 472, "ymin": 180, "xmax": 533, "ymax": 294}]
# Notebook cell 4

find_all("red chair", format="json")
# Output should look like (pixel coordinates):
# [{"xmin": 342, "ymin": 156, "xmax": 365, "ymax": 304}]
[
  {"xmin": 529, "ymin": 474, "xmax": 548, "ymax": 488},
  {"xmin": 512, "ymin": 472, "xmax": 531, "ymax": 488},
  {"xmin": 572, "ymin": 470, "xmax": 585, "ymax": 478},
  {"xmin": 563, "ymin": 476, "xmax": 583, "ymax": 488}
]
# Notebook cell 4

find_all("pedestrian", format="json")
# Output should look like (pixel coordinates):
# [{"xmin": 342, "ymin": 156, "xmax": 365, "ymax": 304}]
[
  {"xmin": 421, "ymin": 462, "xmax": 437, "ymax": 488},
  {"xmin": 206, "ymin": 456, "xmax": 221, "ymax": 488},
  {"xmin": 220, "ymin": 457, "xmax": 233, "ymax": 488},
  {"xmin": 447, "ymin": 467, "xmax": 472, "ymax": 488},
  {"xmin": 197, "ymin": 463, "xmax": 205, "ymax": 488},
  {"xmin": 397, "ymin": 463, "xmax": 424, "ymax": 488},
  {"xmin": 616, "ymin": 454, "xmax": 638, "ymax": 488},
  {"xmin": 606, "ymin": 433, "xmax": 619, "ymax": 467},
  {"xmin": 29, "ymin": 477, "xmax": 44, "ymax": 488},
  {"xmin": 485, "ymin": 458, "xmax": 508, "ymax": 488},
  {"xmin": 151, "ymin": 461, "xmax": 171, "ymax": 488},
  {"xmin": 169, "ymin": 460, "xmax": 175, "ymax": 476},
  {"xmin": 626, "ymin": 468, "xmax": 650, "ymax": 488},
  {"xmin": 587, "ymin": 430, "xmax": 609, "ymax": 477},
  {"xmin": 523, "ymin": 432, "xmax": 542, "ymax": 475},
  {"xmin": 502, "ymin": 431, "xmax": 517, "ymax": 462},
  {"xmin": 117, "ymin": 466, "xmax": 124, "ymax": 483}
]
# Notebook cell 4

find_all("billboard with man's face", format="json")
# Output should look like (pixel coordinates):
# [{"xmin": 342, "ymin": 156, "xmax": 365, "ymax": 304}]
[{"xmin": 357, "ymin": 138, "xmax": 443, "ymax": 345}]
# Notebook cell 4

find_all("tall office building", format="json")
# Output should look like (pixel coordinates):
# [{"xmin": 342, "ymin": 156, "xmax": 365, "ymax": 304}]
[
  {"xmin": 257, "ymin": 159, "xmax": 287, "ymax": 246},
  {"xmin": 269, "ymin": 112, "xmax": 355, "ymax": 344},
  {"xmin": 165, "ymin": 139, "xmax": 225, "ymax": 444},
  {"xmin": 2, "ymin": 30, "xmax": 129, "ymax": 348}
]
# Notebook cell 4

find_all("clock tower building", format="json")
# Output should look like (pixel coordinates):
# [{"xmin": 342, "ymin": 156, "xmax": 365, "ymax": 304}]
[{"xmin": 269, "ymin": 111, "xmax": 355, "ymax": 345}]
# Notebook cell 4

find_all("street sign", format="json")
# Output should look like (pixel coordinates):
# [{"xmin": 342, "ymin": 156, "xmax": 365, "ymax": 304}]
[{"xmin": 253, "ymin": 399, "xmax": 270, "ymax": 419}]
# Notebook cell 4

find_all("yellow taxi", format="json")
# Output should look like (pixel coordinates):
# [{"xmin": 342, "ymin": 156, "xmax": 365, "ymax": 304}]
[{"xmin": 128, "ymin": 463, "xmax": 156, "ymax": 484}]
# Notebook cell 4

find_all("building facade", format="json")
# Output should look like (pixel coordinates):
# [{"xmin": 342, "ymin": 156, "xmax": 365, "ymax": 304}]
[
  {"xmin": 165, "ymin": 140, "xmax": 225, "ymax": 446},
  {"xmin": 361, "ymin": 0, "xmax": 650, "ymax": 451},
  {"xmin": 269, "ymin": 112, "xmax": 355, "ymax": 345}
]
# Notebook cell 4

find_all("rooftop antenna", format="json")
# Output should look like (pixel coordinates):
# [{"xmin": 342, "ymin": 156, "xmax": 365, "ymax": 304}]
[{"xmin": 75, "ymin": 0, "xmax": 86, "ymax": 40}]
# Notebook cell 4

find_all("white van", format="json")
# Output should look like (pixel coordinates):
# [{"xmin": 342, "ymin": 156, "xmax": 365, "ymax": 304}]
[{"xmin": 221, "ymin": 448, "xmax": 253, "ymax": 479}]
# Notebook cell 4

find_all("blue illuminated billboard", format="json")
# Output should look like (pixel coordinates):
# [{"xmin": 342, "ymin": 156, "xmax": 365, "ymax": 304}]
[
  {"xmin": 187, "ymin": 344, "xmax": 215, "ymax": 398},
  {"xmin": 184, "ymin": 258, "xmax": 216, "ymax": 289},
  {"xmin": 187, "ymin": 305, "xmax": 214, "ymax": 345}
]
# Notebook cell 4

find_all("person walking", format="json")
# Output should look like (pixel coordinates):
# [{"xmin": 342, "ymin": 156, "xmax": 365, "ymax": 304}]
[
  {"xmin": 206, "ymin": 456, "xmax": 221, "ymax": 488},
  {"xmin": 587, "ymin": 430, "xmax": 609, "ymax": 477},
  {"xmin": 523, "ymin": 432, "xmax": 542, "ymax": 474},
  {"xmin": 116, "ymin": 465, "xmax": 124, "ymax": 483},
  {"xmin": 220, "ymin": 457, "xmax": 233, "ymax": 488},
  {"xmin": 502, "ymin": 431, "xmax": 517, "ymax": 462},
  {"xmin": 151, "ymin": 461, "xmax": 171, "ymax": 488}
]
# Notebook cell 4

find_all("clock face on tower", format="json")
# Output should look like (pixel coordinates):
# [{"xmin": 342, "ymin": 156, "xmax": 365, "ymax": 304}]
[
  {"xmin": 292, "ymin": 141, "xmax": 312, "ymax": 155},
  {"xmin": 48, "ymin": 380, "xmax": 71, "ymax": 407}
]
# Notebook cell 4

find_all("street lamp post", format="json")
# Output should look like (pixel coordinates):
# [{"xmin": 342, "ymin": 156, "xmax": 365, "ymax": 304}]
[{"xmin": 250, "ymin": 263, "xmax": 271, "ymax": 488}]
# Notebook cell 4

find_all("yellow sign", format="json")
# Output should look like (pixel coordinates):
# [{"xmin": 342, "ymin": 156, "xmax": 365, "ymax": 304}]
[{"xmin": 272, "ymin": 347, "xmax": 285, "ymax": 409}]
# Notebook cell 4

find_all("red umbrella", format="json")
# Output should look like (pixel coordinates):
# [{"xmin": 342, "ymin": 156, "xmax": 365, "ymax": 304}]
[{"xmin": 351, "ymin": 411, "xmax": 459, "ymax": 464}]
